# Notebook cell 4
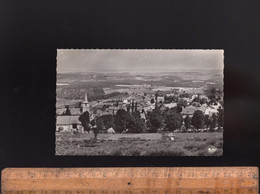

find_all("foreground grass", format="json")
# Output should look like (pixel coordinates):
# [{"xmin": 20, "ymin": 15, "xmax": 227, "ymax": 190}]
[{"xmin": 56, "ymin": 132, "xmax": 223, "ymax": 156}]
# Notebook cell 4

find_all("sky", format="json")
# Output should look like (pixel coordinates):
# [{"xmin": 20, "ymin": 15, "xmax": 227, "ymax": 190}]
[{"xmin": 57, "ymin": 49, "xmax": 224, "ymax": 73}]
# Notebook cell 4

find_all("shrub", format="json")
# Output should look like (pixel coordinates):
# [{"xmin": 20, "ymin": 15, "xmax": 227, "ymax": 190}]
[
  {"xmin": 124, "ymin": 148, "xmax": 141, "ymax": 156},
  {"xmin": 214, "ymin": 140, "xmax": 223, "ymax": 148},
  {"xmin": 109, "ymin": 148, "xmax": 122, "ymax": 156},
  {"xmin": 184, "ymin": 142, "xmax": 208, "ymax": 151},
  {"xmin": 217, "ymin": 127, "xmax": 224, "ymax": 132},
  {"xmin": 58, "ymin": 127, "xmax": 64, "ymax": 132},
  {"xmin": 214, "ymin": 148, "xmax": 223, "ymax": 156},
  {"xmin": 196, "ymin": 149, "xmax": 209, "ymax": 156},
  {"xmin": 96, "ymin": 150, "xmax": 106, "ymax": 155},
  {"xmin": 206, "ymin": 139, "xmax": 217, "ymax": 146},
  {"xmin": 146, "ymin": 146, "xmax": 186, "ymax": 156}
]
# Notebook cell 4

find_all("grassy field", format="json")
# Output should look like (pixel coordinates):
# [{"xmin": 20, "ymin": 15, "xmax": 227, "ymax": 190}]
[{"xmin": 56, "ymin": 132, "xmax": 223, "ymax": 156}]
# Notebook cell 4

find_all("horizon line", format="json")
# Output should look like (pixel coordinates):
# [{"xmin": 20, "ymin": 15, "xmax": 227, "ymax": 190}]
[{"xmin": 58, "ymin": 68, "xmax": 223, "ymax": 73}]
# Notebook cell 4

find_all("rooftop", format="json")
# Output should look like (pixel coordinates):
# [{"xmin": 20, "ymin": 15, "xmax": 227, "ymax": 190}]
[
  {"xmin": 56, "ymin": 115, "xmax": 81, "ymax": 125},
  {"xmin": 181, "ymin": 106, "xmax": 196, "ymax": 115}
]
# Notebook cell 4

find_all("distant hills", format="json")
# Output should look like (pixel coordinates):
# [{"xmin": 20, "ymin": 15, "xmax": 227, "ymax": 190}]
[{"xmin": 57, "ymin": 69, "xmax": 223, "ymax": 83}]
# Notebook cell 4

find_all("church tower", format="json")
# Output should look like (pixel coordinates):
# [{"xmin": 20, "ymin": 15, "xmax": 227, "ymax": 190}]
[{"xmin": 81, "ymin": 92, "xmax": 90, "ymax": 113}]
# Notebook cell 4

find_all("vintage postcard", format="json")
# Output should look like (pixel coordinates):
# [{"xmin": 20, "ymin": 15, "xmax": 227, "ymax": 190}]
[{"xmin": 56, "ymin": 49, "xmax": 224, "ymax": 156}]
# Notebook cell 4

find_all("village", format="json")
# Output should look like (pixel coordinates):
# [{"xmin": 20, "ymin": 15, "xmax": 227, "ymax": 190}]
[
  {"xmin": 55, "ymin": 50, "xmax": 224, "ymax": 156},
  {"xmin": 56, "ymin": 84, "xmax": 223, "ymax": 135}
]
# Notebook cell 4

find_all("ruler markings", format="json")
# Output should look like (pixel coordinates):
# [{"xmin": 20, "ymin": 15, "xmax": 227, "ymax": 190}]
[
  {"xmin": 2, "ymin": 167, "xmax": 258, "ymax": 179},
  {"xmin": 2, "ymin": 167, "xmax": 259, "ymax": 194},
  {"xmin": 1, "ymin": 189, "xmax": 259, "ymax": 194}
]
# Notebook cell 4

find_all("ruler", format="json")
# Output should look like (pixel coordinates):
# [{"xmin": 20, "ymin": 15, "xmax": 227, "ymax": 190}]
[{"xmin": 1, "ymin": 167, "xmax": 259, "ymax": 194}]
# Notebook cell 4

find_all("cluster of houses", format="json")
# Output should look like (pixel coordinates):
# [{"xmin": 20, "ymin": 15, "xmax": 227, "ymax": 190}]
[
  {"xmin": 56, "ymin": 87, "xmax": 222, "ymax": 133},
  {"xmin": 180, "ymin": 95, "xmax": 222, "ymax": 118}
]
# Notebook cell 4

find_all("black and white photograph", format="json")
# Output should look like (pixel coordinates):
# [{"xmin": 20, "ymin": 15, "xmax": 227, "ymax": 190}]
[
  {"xmin": 56, "ymin": 49, "xmax": 224, "ymax": 156},
  {"xmin": 2, "ymin": 0, "xmax": 260, "ymax": 186}
]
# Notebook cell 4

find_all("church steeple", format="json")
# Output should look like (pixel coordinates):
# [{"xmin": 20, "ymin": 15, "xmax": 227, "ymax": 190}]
[
  {"xmin": 84, "ymin": 92, "xmax": 88, "ymax": 103},
  {"xmin": 81, "ymin": 92, "xmax": 90, "ymax": 113}
]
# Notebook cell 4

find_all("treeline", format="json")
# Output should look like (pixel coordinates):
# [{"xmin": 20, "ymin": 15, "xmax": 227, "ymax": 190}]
[
  {"xmin": 78, "ymin": 106, "xmax": 223, "ymax": 134},
  {"xmin": 79, "ymin": 109, "xmax": 146, "ymax": 133},
  {"xmin": 56, "ymin": 88, "xmax": 128, "ymax": 101},
  {"xmin": 79, "ymin": 107, "xmax": 184, "ymax": 133},
  {"xmin": 204, "ymin": 87, "xmax": 223, "ymax": 105}
]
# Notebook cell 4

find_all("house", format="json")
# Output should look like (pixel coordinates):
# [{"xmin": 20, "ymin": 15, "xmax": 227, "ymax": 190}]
[
  {"xmin": 191, "ymin": 94, "xmax": 198, "ymax": 101},
  {"xmin": 56, "ymin": 107, "xmax": 82, "ymax": 115},
  {"xmin": 181, "ymin": 106, "xmax": 196, "ymax": 117},
  {"xmin": 204, "ymin": 108, "xmax": 218, "ymax": 117},
  {"xmin": 192, "ymin": 102, "xmax": 201, "ymax": 107},
  {"xmin": 140, "ymin": 112, "xmax": 146, "ymax": 120},
  {"xmin": 116, "ymin": 102, "xmax": 123, "ymax": 107},
  {"xmin": 107, "ymin": 127, "xmax": 115, "ymax": 134},
  {"xmin": 198, "ymin": 104, "xmax": 208, "ymax": 114},
  {"xmin": 56, "ymin": 108, "xmax": 66, "ymax": 115},
  {"xmin": 104, "ymin": 108, "xmax": 115, "ymax": 115},
  {"xmin": 164, "ymin": 103, "xmax": 177, "ymax": 109},
  {"xmin": 157, "ymin": 104, "xmax": 167, "ymax": 111},
  {"xmin": 182, "ymin": 97, "xmax": 191, "ymax": 103},
  {"xmin": 56, "ymin": 115, "xmax": 82, "ymax": 132},
  {"xmin": 69, "ymin": 107, "xmax": 82, "ymax": 115},
  {"xmin": 157, "ymin": 96, "xmax": 164, "ymax": 103},
  {"xmin": 92, "ymin": 103, "xmax": 108, "ymax": 111}
]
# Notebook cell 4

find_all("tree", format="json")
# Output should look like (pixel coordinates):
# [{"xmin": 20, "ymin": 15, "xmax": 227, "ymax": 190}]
[
  {"xmin": 145, "ymin": 119, "xmax": 152, "ymax": 132},
  {"xmin": 209, "ymin": 113, "xmax": 217, "ymax": 131},
  {"xmin": 155, "ymin": 91, "xmax": 159, "ymax": 101},
  {"xmin": 131, "ymin": 100, "xmax": 135, "ymax": 112},
  {"xmin": 134, "ymin": 102, "xmax": 138, "ymax": 112},
  {"xmin": 217, "ymin": 107, "xmax": 224, "ymax": 128},
  {"xmin": 146, "ymin": 109, "xmax": 163, "ymax": 132},
  {"xmin": 184, "ymin": 115, "xmax": 191, "ymax": 129},
  {"xmin": 126, "ymin": 114, "xmax": 141, "ymax": 133},
  {"xmin": 63, "ymin": 105, "xmax": 71, "ymax": 115},
  {"xmin": 179, "ymin": 93, "xmax": 189, "ymax": 98},
  {"xmin": 200, "ymin": 98, "xmax": 208, "ymax": 105},
  {"xmin": 96, "ymin": 115, "xmax": 115, "ymax": 131},
  {"xmin": 78, "ymin": 111, "xmax": 91, "ymax": 133},
  {"xmin": 114, "ymin": 109, "xmax": 129, "ymax": 133},
  {"xmin": 177, "ymin": 99, "xmax": 187, "ymax": 108},
  {"xmin": 93, "ymin": 126, "xmax": 99, "ymax": 140},
  {"xmin": 122, "ymin": 111, "xmax": 146, "ymax": 133},
  {"xmin": 203, "ymin": 115, "xmax": 210, "ymax": 128},
  {"xmin": 163, "ymin": 108, "xmax": 182, "ymax": 132},
  {"xmin": 132, "ymin": 111, "xmax": 141, "ymax": 119},
  {"xmin": 114, "ymin": 109, "xmax": 141, "ymax": 133},
  {"xmin": 139, "ymin": 118, "xmax": 146, "ymax": 132},
  {"xmin": 191, "ymin": 110, "xmax": 204, "ymax": 129},
  {"xmin": 208, "ymin": 95, "xmax": 217, "ymax": 104},
  {"xmin": 90, "ymin": 119, "xmax": 96, "ymax": 127},
  {"xmin": 76, "ymin": 102, "xmax": 82, "ymax": 108},
  {"xmin": 211, "ymin": 88, "xmax": 217, "ymax": 95},
  {"xmin": 164, "ymin": 95, "xmax": 178, "ymax": 104},
  {"xmin": 151, "ymin": 98, "xmax": 155, "ymax": 104},
  {"xmin": 126, "ymin": 104, "xmax": 130, "ymax": 112},
  {"xmin": 176, "ymin": 104, "xmax": 182, "ymax": 113},
  {"xmin": 164, "ymin": 95, "xmax": 167, "ymax": 102},
  {"xmin": 192, "ymin": 97, "xmax": 200, "ymax": 103},
  {"xmin": 181, "ymin": 124, "xmax": 186, "ymax": 132}
]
